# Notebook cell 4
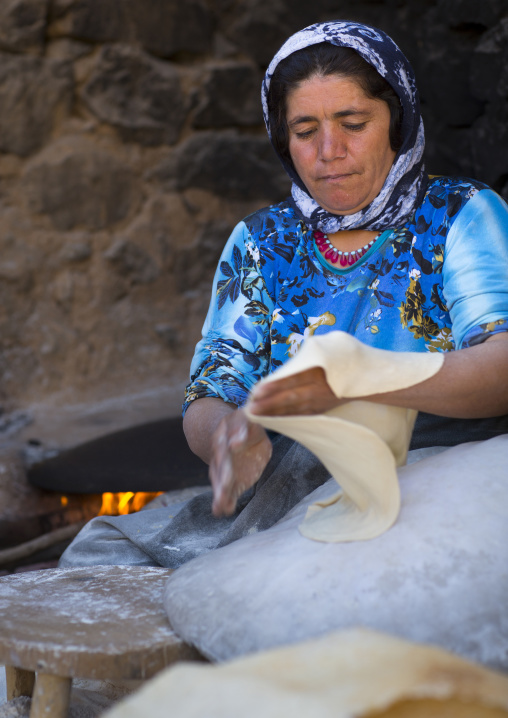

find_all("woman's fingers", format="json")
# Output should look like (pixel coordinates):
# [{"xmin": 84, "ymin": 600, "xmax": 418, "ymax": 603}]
[
  {"xmin": 209, "ymin": 411, "xmax": 272, "ymax": 517},
  {"xmin": 251, "ymin": 367, "xmax": 321, "ymax": 398},
  {"xmin": 249, "ymin": 367, "xmax": 341, "ymax": 416},
  {"xmin": 209, "ymin": 423, "xmax": 233, "ymax": 493},
  {"xmin": 209, "ymin": 366, "xmax": 342, "ymax": 519}
]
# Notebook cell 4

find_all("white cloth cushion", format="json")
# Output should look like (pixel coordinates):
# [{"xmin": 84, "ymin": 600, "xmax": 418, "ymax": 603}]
[{"xmin": 164, "ymin": 436, "xmax": 508, "ymax": 668}]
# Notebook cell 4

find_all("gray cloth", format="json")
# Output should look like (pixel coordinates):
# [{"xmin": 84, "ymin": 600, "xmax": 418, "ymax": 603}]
[{"xmin": 59, "ymin": 435, "xmax": 331, "ymax": 568}]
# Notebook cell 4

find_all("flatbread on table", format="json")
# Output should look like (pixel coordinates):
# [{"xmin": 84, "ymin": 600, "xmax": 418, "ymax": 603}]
[
  {"xmin": 103, "ymin": 629, "xmax": 508, "ymax": 718},
  {"xmin": 246, "ymin": 331, "xmax": 444, "ymax": 542}
]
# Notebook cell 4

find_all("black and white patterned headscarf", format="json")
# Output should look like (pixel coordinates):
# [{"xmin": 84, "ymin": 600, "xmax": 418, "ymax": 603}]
[{"xmin": 262, "ymin": 21, "xmax": 427, "ymax": 233}]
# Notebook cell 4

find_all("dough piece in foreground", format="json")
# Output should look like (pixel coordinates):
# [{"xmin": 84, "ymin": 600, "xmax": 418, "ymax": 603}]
[
  {"xmin": 103, "ymin": 629, "xmax": 508, "ymax": 718},
  {"xmin": 246, "ymin": 332, "xmax": 443, "ymax": 542}
]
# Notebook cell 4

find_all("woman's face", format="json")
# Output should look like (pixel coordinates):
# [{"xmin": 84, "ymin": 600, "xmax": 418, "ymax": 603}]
[{"xmin": 286, "ymin": 74, "xmax": 396, "ymax": 216}]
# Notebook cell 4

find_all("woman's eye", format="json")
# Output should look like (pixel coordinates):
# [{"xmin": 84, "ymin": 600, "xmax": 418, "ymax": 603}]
[
  {"xmin": 295, "ymin": 129, "xmax": 315, "ymax": 139},
  {"xmin": 344, "ymin": 122, "xmax": 367, "ymax": 132}
]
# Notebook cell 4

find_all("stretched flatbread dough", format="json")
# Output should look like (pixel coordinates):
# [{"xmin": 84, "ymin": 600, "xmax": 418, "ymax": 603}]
[
  {"xmin": 103, "ymin": 629, "xmax": 508, "ymax": 718},
  {"xmin": 245, "ymin": 332, "xmax": 443, "ymax": 542}
]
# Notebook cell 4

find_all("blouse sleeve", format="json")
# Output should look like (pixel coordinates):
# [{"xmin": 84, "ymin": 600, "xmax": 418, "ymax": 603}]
[
  {"xmin": 442, "ymin": 188, "xmax": 508, "ymax": 349},
  {"xmin": 183, "ymin": 221, "xmax": 274, "ymax": 414}
]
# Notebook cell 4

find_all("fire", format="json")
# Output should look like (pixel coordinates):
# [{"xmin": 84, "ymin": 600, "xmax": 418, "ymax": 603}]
[{"xmin": 98, "ymin": 491, "xmax": 163, "ymax": 516}]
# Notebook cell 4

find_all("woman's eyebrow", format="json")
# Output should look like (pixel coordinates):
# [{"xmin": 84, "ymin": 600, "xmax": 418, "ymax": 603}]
[
  {"xmin": 288, "ymin": 108, "xmax": 371, "ymax": 127},
  {"xmin": 334, "ymin": 109, "xmax": 371, "ymax": 119}
]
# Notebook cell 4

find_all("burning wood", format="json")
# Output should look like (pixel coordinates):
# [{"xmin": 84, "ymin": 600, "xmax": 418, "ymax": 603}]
[
  {"xmin": 0, "ymin": 492, "xmax": 164, "ymax": 568},
  {"xmin": 98, "ymin": 492, "xmax": 163, "ymax": 516}
]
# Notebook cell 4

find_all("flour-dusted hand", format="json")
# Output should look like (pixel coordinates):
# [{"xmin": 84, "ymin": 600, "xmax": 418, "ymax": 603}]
[
  {"xmin": 210, "ymin": 409, "xmax": 273, "ymax": 517},
  {"xmin": 249, "ymin": 367, "xmax": 343, "ymax": 417}
]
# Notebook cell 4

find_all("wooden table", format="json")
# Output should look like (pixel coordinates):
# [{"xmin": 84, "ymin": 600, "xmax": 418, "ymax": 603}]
[{"xmin": 0, "ymin": 566, "xmax": 203, "ymax": 717}]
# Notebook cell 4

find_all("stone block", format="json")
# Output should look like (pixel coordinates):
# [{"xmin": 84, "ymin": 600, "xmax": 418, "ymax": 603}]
[
  {"xmin": 0, "ymin": 237, "xmax": 38, "ymax": 364},
  {"xmin": 104, "ymin": 238, "xmax": 159, "ymax": 285},
  {"xmin": 173, "ymin": 220, "xmax": 234, "ymax": 292},
  {"xmin": 82, "ymin": 45, "xmax": 187, "ymax": 146},
  {"xmin": 132, "ymin": 0, "xmax": 213, "ymax": 58},
  {"xmin": 23, "ymin": 137, "xmax": 140, "ymax": 230},
  {"xmin": 436, "ymin": 0, "xmax": 507, "ymax": 29},
  {"xmin": 423, "ymin": 118, "xmax": 475, "ymax": 179},
  {"xmin": 192, "ymin": 63, "xmax": 263, "ymax": 129},
  {"xmin": 50, "ymin": 0, "xmax": 126, "ymax": 42},
  {"xmin": 470, "ymin": 18, "xmax": 508, "ymax": 103},
  {"xmin": 223, "ymin": 0, "xmax": 316, "ymax": 66},
  {"xmin": 0, "ymin": 254, "xmax": 34, "ymax": 294},
  {"xmin": 471, "ymin": 102, "xmax": 508, "ymax": 196},
  {"xmin": 416, "ymin": 18, "xmax": 485, "ymax": 127},
  {"xmin": 151, "ymin": 131, "xmax": 290, "ymax": 202},
  {"xmin": 0, "ymin": 0, "xmax": 48, "ymax": 54},
  {"xmin": 59, "ymin": 234, "xmax": 92, "ymax": 263},
  {"xmin": 46, "ymin": 38, "xmax": 92, "ymax": 61},
  {"xmin": 154, "ymin": 324, "xmax": 180, "ymax": 350},
  {"xmin": 0, "ymin": 55, "xmax": 73, "ymax": 157},
  {"xmin": 419, "ymin": 43, "xmax": 482, "ymax": 127},
  {"xmin": 51, "ymin": 0, "xmax": 213, "ymax": 57}
]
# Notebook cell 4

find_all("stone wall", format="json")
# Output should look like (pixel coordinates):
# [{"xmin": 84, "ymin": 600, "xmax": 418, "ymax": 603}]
[{"xmin": 1, "ymin": 0, "xmax": 507, "ymax": 418}]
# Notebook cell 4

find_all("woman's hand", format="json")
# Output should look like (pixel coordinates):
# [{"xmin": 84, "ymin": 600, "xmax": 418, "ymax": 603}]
[
  {"xmin": 210, "ymin": 409, "xmax": 273, "ymax": 517},
  {"xmin": 247, "ymin": 334, "xmax": 508, "ymax": 422},
  {"xmin": 248, "ymin": 367, "xmax": 342, "ymax": 416}
]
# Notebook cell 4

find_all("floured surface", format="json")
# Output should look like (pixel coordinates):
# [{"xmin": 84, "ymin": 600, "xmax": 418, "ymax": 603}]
[
  {"xmin": 164, "ymin": 436, "xmax": 508, "ymax": 666},
  {"xmin": 246, "ymin": 331, "xmax": 443, "ymax": 541},
  {"xmin": 103, "ymin": 629, "xmax": 508, "ymax": 718},
  {"xmin": 0, "ymin": 566, "xmax": 200, "ymax": 679}
]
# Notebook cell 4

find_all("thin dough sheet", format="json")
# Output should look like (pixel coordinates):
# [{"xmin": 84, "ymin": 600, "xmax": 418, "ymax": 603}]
[{"xmin": 246, "ymin": 332, "xmax": 444, "ymax": 542}]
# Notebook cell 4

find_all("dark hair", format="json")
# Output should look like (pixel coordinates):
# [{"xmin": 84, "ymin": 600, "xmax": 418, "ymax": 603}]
[{"xmin": 267, "ymin": 42, "xmax": 403, "ymax": 170}]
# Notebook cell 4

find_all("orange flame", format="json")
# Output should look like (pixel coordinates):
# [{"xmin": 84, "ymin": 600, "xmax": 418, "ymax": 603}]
[{"xmin": 98, "ymin": 491, "xmax": 163, "ymax": 516}]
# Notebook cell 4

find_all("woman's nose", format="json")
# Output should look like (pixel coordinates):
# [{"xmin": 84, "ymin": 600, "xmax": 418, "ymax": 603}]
[{"xmin": 319, "ymin": 128, "xmax": 347, "ymax": 161}]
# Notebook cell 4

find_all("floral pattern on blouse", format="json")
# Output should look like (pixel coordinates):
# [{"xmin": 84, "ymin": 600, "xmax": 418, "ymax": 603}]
[{"xmin": 184, "ymin": 177, "xmax": 508, "ymax": 412}]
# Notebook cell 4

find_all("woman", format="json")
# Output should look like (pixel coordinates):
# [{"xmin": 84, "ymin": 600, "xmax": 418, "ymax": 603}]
[
  {"xmin": 60, "ymin": 21, "xmax": 508, "ymax": 568},
  {"xmin": 184, "ymin": 21, "xmax": 508, "ymax": 517}
]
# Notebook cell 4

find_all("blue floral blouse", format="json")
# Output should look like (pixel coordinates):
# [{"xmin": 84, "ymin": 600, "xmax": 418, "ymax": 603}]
[{"xmin": 184, "ymin": 177, "xmax": 508, "ymax": 412}]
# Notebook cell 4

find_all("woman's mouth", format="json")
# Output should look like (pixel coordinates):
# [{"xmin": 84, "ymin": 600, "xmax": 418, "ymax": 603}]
[{"xmin": 319, "ymin": 173, "xmax": 353, "ymax": 182}]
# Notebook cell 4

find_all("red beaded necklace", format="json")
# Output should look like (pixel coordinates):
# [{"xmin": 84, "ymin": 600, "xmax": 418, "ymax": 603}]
[{"xmin": 314, "ymin": 230, "xmax": 380, "ymax": 268}]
